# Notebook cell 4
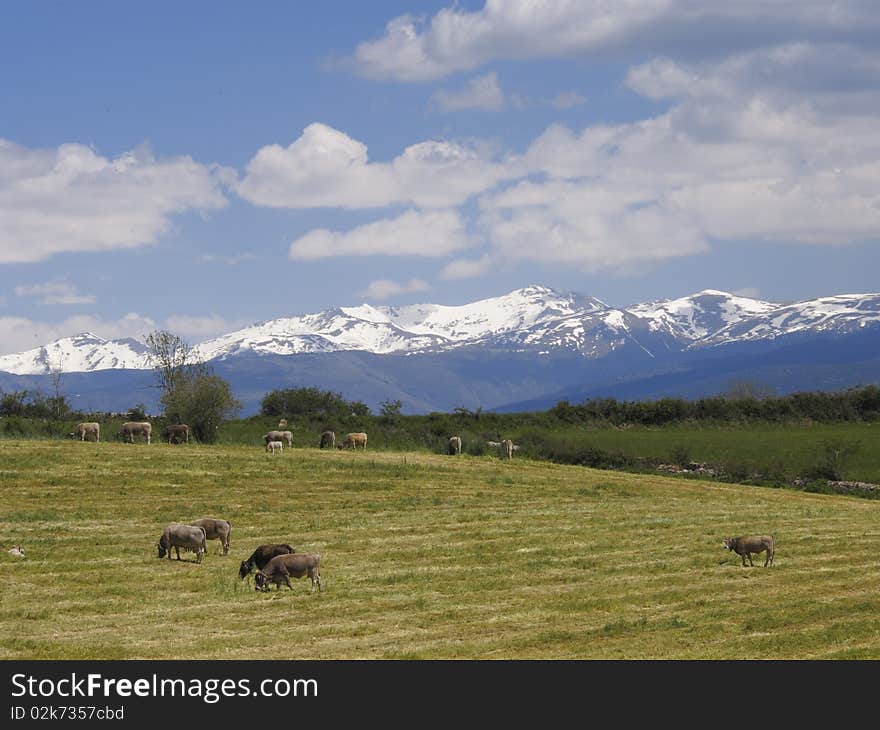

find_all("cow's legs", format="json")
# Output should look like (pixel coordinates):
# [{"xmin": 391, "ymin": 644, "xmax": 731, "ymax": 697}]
[{"xmin": 175, "ymin": 546, "xmax": 181, "ymax": 561}]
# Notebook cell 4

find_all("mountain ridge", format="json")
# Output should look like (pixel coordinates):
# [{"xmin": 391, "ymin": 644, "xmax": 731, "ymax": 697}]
[{"xmin": 2, "ymin": 286, "xmax": 880, "ymax": 377}]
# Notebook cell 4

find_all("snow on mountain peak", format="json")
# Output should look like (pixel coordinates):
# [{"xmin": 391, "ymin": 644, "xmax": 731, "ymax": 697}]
[{"xmin": 2, "ymin": 287, "xmax": 880, "ymax": 376}]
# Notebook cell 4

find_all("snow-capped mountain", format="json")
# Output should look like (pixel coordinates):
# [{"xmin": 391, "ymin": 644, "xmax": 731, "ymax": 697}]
[
  {"xmin": 2, "ymin": 286, "xmax": 880, "ymax": 377},
  {"xmin": 193, "ymin": 285, "xmax": 614, "ymax": 360},
  {"xmin": 700, "ymin": 293, "xmax": 880, "ymax": 346},
  {"xmin": 0, "ymin": 333, "xmax": 150, "ymax": 376},
  {"xmin": 628, "ymin": 289, "xmax": 778, "ymax": 341}
]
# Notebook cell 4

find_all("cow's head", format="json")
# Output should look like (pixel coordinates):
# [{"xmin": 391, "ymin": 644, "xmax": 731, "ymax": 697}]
[
  {"xmin": 157, "ymin": 541, "xmax": 167, "ymax": 559},
  {"xmin": 722, "ymin": 537, "xmax": 735, "ymax": 551},
  {"xmin": 239, "ymin": 560, "xmax": 252, "ymax": 580},
  {"xmin": 254, "ymin": 571, "xmax": 270, "ymax": 591}
]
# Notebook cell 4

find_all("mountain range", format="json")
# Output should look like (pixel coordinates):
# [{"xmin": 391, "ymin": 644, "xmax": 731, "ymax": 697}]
[{"xmin": 1, "ymin": 285, "xmax": 879, "ymax": 415}]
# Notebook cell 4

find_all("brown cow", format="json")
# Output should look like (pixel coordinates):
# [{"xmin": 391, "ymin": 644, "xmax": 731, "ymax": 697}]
[
  {"xmin": 341, "ymin": 432, "xmax": 367, "ymax": 451},
  {"xmin": 121, "ymin": 421, "xmax": 152, "ymax": 444},
  {"xmin": 254, "ymin": 552, "xmax": 322, "ymax": 593},
  {"xmin": 69, "ymin": 422, "xmax": 100, "ymax": 442},
  {"xmin": 722, "ymin": 535, "xmax": 775, "ymax": 567},
  {"xmin": 163, "ymin": 424, "xmax": 190, "ymax": 444},
  {"xmin": 190, "ymin": 517, "xmax": 231, "ymax": 555},
  {"xmin": 264, "ymin": 430, "xmax": 293, "ymax": 447}
]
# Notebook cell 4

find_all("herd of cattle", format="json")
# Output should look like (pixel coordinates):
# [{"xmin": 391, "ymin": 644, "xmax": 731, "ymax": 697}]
[
  {"xmin": 156, "ymin": 519, "xmax": 322, "ymax": 592},
  {"xmin": 67, "ymin": 420, "xmax": 520, "ymax": 458}
]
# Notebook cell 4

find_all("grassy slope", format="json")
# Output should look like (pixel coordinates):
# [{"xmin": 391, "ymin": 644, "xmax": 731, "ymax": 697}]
[{"xmin": 2, "ymin": 440, "xmax": 880, "ymax": 659}]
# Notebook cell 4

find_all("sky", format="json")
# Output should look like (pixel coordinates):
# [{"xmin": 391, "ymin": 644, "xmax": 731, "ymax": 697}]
[{"xmin": 2, "ymin": 0, "xmax": 880, "ymax": 355}]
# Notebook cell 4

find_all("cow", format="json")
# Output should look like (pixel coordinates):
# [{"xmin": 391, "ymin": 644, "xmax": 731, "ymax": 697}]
[
  {"xmin": 264, "ymin": 430, "xmax": 292, "ymax": 447},
  {"xmin": 319, "ymin": 430, "xmax": 336, "ymax": 449},
  {"xmin": 239, "ymin": 543, "xmax": 296, "ymax": 580},
  {"xmin": 278, "ymin": 419, "xmax": 288, "ymax": 428},
  {"xmin": 266, "ymin": 440, "xmax": 283, "ymax": 454},
  {"xmin": 190, "ymin": 518, "xmax": 231, "ymax": 555},
  {"xmin": 163, "ymin": 424, "xmax": 190, "ymax": 444},
  {"xmin": 157, "ymin": 524, "xmax": 206, "ymax": 563},
  {"xmin": 341, "ymin": 432, "xmax": 368, "ymax": 451},
  {"xmin": 254, "ymin": 552, "xmax": 322, "ymax": 593},
  {"xmin": 121, "ymin": 421, "xmax": 152, "ymax": 444},
  {"xmin": 448, "ymin": 435, "xmax": 462, "ymax": 455},
  {"xmin": 501, "ymin": 439, "xmax": 514, "ymax": 460},
  {"xmin": 722, "ymin": 535, "xmax": 775, "ymax": 567},
  {"xmin": 69, "ymin": 422, "xmax": 100, "ymax": 442},
  {"xmin": 8, "ymin": 545, "xmax": 25, "ymax": 558}
]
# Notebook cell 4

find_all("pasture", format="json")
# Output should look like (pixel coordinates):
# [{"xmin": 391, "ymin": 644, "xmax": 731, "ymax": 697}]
[{"xmin": 2, "ymin": 440, "xmax": 880, "ymax": 659}]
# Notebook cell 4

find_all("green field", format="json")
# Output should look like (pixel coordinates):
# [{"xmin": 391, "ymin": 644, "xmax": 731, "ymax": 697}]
[{"xmin": 2, "ymin": 440, "xmax": 880, "ymax": 659}]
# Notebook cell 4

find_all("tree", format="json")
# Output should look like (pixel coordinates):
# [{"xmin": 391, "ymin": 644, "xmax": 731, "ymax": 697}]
[
  {"xmin": 146, "ymin": 330, "xmax": 240, "ymax": 442},
  {"xmin": 162, "ymin": 375, "xmax": 241, "ymax": 443}
]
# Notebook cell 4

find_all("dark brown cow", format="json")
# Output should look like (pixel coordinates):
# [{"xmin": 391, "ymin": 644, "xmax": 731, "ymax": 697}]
[
  {"xmin": 239, "ymin": 544, "xmax": 296, "ymax": 580},
  {"xmin": 164, "ymin": 424, "xmax": 190, "ymax": 444},
  {"xmin": 320, "ymin": 430, "xmax": 336, "ymax": 449}
]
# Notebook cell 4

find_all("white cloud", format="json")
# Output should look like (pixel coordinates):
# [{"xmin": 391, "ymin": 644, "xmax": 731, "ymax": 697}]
[
  {"xmin": 236, "ymin": 122, "xmax": 509, "ymax": 209},
  {"xmin": 350, "ymin": 2, "xmax": 880, "ymax": 82},
  {"xmin": 0, "ymin": 313, "xmax": 156, "ymax": 356},
  {"xmin": 439, "ymin": 254, "xmax": 493, "ymax": 280},
  {"xmin": 164, "ymin": 314, "xmax": 248, "ymax": 341},
  {"xmin": 14, "ymin": 281, "xmax": 95, "ymax": 305},
  {"xmin": 0, "ymin": 140, "xmax": 231, "ymax": 264},
  {"xmin": 733, "ymin": 286, "xmax": 761, "ymax": 299},
  {"xmin": 289, "ymin": 209, "xmax": 472, "ymax": 260},
  {"xmin": 550, "ymin": 91, "xmax": 588, "ymax": 109},
  {"xmin": 432, "ymin": 72, "xmax": 505, "ymax": 111},
  {"xmin": 359, "ymin": 278, "xmax": 431, "ymax": 301}
]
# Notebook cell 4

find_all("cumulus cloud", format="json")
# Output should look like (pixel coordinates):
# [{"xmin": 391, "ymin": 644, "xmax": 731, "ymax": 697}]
[
  {"xmin": 350, "ymin": 1, "xmax": 880, "ymax": 82},
  {"xmin": 0, "ymin": 312, "xmax": 156, "ymax": 356},
  {"xmin": 359, "ymin": 278, "xmax": 431, "ymax": 301},
  {"xmin": 432, "ymin": 72, "xmax": 505, "ymax": 111},
  {"xmin": 439, "ymin": 254, "xmax": 493, "ymax": 280},
  {"xmin": 0, "ymin": 140, "xmax": 231, "ymax": 264},
  {"xmin": 14, "ymin": 281, "xmax": 95, "ymax": 305},
  {"xmin": 289, "ymin": 209, "xmax": 471, "ymax": 260},
  {"xmin": 236, "ymin": 122, "xmax": 509, "ymax": 209}
]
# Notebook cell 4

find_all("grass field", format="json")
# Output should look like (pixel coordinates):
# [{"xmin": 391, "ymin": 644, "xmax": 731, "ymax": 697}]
[
  {"xmin": 545, "ymin": 422, "xmax": 880, "ymax": 482},
  {"xmin": 2, "ymin": 440, "xmax": 880, "ymax": 659}
]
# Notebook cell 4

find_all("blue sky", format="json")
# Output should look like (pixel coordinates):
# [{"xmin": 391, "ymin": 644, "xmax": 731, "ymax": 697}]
[{"xmin": 2, "ymin": 1, "xmax": 880, "ymax": 354}]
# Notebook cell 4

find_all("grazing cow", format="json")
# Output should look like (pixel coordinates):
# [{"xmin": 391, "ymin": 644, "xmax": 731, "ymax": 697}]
[
  {"xmin": 501, "ymin": 439, "xmax": 514, "ymax": 460},
  {"xmin": 239, "ymin": 543, "xmax": 296, "ymax": 580},
  {"xmin": 278, "ymin": 419, "xmax": 288, "ymax": 428},
  {"xmin": 264, "ymin": 430, "xmax": 292, "ymax": 447},
  {"xmin": 163, "ymin": 424, "xmax": 190, "ymax": 444},
  {"xmin": 486, "ymin": 441, "xmax": 501, "ymax": 448},
  {"xmin": 722, "ymin": 535, "xmax": 775, "ymax": 567},
  {"xmin": 157, "ymin": 524, "xmax": 206, "ymax": 563},
  {"xmin": 319, "ymin": 430, "xmax": 336, "ymax": 449},
  {"xmin": 8, "ymin": 545, "xmax": 25, "ymax": 558},
  {"xmin": 121, "ymin": 421, "xmax": 152, "ymax": 444},
  {"xmin": 190, "ymin": 518, "xmax": 231, "ymax": 555},
  {"xmin": 341, "ymin": 432, "xmax": 368, "ymax": 451},
  {"xmin": 254, "ymin": 552, "xmax": 322, "ymax": 593},
  {"xmin": 448, "ymin": 435, "xmax": 462, "ymax": 455},
  {"xmin": 266, "ymin": 440, "xmax": 283, "ymax": 454},
  {"xmin": 69, "ymin": 422, "xmax": 100, "ymax": 442}
]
